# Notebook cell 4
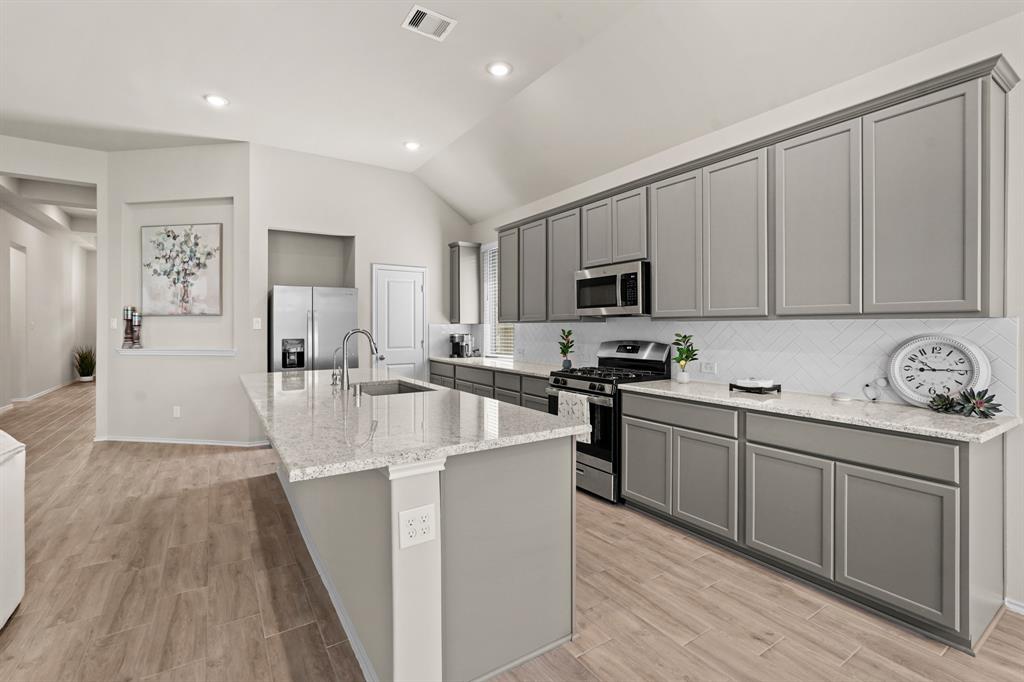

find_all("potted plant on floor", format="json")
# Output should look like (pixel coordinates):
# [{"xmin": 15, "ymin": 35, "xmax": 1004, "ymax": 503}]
[
  {"xmin": 558, "ymin": 329, "xmax": 575, "ymax": 369},
  {"xmin": 672, "ymin": 333, "xmax": 698, "ymax": 384},
  {"xmin": 73, "ymin": 346, "xmax": 96, "ymax": 382}
]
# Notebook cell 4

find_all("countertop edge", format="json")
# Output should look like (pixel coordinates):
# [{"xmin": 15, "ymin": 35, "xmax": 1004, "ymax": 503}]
[
  {"xmin": 619, "ymin": 383, "xmax": 1021, "ymax": 444},
  {"xmin": 428, "ymin": 356, "xmax": 559, "ymax": 379}
]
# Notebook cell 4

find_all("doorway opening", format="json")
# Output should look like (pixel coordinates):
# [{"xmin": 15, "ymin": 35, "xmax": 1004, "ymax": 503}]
[
  {"xmin": 371, "ymin": 264, "xmax": 427, "ymax": 379},
  {"xmin": 9, "ymin": 244, "xmax": 27, "ymax": 401}
]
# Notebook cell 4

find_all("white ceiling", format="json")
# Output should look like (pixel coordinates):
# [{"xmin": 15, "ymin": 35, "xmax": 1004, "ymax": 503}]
[{"xmin": 1, "ymin": 1, "xmax": 1021, "ymax": 225}]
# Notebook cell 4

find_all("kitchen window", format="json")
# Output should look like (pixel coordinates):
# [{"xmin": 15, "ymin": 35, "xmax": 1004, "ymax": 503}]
[{"xmin": 481, "ymin": 242, "xmax": 514, "ymax": 357}]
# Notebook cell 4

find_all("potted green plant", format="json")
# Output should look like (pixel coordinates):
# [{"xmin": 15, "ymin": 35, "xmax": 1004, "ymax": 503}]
[
  {"xmin": 73, "ymin": 346, "xmax": 96, "ymax": 382},
  {"xmin": 558, "ymin": 329, "xmax": 575, "ymax": 369},
  {"xmin": 672, "ymin": 333, "xmax": 698, "ymax": 384}
]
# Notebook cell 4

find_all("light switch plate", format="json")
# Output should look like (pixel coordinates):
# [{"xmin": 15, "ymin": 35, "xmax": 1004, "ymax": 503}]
[
  {"xmin": 111, "ymin": 318, "xmax": 119, "ymax": 330},
  {"xmin": 700, "ymin": 361, "xmax": 718, "ymax": 375},
  {"xmin": 398, "ymin": 503, "xmax": 436, "ymax": 549},
  {"xmin": 252, "ymin": 317, "xmax": 262, "ymax": 330}
]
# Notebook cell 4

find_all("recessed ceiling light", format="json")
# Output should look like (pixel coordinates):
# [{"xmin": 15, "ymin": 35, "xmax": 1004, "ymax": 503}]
[
  {"xmin": 203, "ymin": 94, "xmax": 230, "ymax": 108},
  {"xmin": 404, "ymin": 141, "xmax": 421, "ymax": 152},
  {"xmin": 486, "ymin": 61, "xmax": 512, "ymax": 78}
]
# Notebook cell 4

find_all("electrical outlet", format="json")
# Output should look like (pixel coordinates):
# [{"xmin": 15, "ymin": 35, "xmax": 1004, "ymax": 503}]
[
  {"xmin": 110, "ymin": 318, "xmax": 119, "ymax": 330},
  {"xmin": 398, "ymin": 503, "xmax": 436, "ymax": 549},
  {"xmin": 700, "ymin": 361, "xmax": 718, "ymax": 375},
  {"xmin": 252, "ymin": 317, "xmax": 262, "ymax": 330},
  {"xmin": 172, "ymin": 405, "xmax": 181, "ymax": 418}
]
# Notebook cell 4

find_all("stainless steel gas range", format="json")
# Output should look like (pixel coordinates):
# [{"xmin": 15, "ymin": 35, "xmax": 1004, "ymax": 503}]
[{"xmin": 547, "ymin": 340, "xmax": 671, "ymax": 502}]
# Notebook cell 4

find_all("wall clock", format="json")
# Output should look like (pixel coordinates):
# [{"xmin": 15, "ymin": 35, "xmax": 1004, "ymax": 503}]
[{"xmin": 888, "ymin": 334, "xmax": 991, "ymax": 407}]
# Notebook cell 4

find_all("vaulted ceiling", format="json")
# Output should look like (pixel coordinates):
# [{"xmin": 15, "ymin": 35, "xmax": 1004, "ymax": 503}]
[{"xmin": 2, "ymin": 1, "xmax": 1021, "ymax": 226}]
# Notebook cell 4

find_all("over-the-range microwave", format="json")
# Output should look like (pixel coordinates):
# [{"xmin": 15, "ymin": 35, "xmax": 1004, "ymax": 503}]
[{"xmin": 575, "ymin": 260, "xmax": 650, "ymax": 317}]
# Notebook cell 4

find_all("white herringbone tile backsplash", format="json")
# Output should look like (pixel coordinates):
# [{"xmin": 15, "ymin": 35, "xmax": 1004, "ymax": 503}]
[{"xmin": 511, "ymin": 318, "xmax": 1019, "ymax": 415}]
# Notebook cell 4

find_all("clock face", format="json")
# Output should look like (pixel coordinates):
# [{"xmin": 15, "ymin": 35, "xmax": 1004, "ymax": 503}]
[{"xmin": 888, "ymin": 335, "xmax": 991, "ymax": 406}]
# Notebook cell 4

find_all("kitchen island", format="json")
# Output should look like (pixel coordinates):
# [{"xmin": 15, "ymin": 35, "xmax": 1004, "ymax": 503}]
[{"xmin": 241, "ymin": 369, "xmax": 589, "ymax": 682}]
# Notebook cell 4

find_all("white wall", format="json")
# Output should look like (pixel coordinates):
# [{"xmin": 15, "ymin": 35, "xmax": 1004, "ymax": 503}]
[
  {"xmin": 71, "ymin": 246, "xmax": 96, "ymax": 349},
  {"xmin": 0, "ymin": 209, "xmax": 93, "ymax": 404}
]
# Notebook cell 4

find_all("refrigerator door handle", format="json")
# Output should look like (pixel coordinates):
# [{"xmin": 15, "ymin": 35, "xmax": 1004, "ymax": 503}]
[
  {"xmin": 312, "ymin": 311, "xmax": 319, "ymax": 367},
  {"xmin": 307, "ymin": 310, "xmax": 313, "ymax": 366}
]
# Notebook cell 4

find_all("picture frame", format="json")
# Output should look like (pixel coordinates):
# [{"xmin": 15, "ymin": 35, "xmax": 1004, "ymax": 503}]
[{"xmin": 140, "ymin": 222, "xmax": 223, "ymax": 316}]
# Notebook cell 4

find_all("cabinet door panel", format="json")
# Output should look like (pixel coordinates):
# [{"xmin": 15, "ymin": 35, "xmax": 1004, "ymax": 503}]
[
  {"xmin": 622, "ymin": 417, "xmax": 672, "ymax": 514},
  {"xmin": 650, "ymin": 173, "xmax": 702, "ymax": 317},
  {"xmin": 518, "ymin": 220, "xmax": 547, "ymax": 322},
  {"xmin": 498, "ymin": 229, "xmax": 520, "ymax": 322},
  {"xmin": 745, "ymin": 444, "xmax": 834, "ymax": 578},
  {"xmin": 775, "ymin": 120, "xmax": 862, "ymax": 315},
  {"xmin": 612, "ymin": 187, "xmax": 648, "ymax": 262},
  {"xmin": 547, "ymin": 209, "xmax": 581, "ymax": 321},
  {"xmin": 863, "ymin": 81, "xmax": 981, "ymax": 313},
  {"xmin": 836, "ymin": 463, "xmax": 959, "ymax": 629},
  {"xmin": 581, "ymin": 199, "xmax": 613, "ymax": 268},
  {"xmin": 450, "ymin": 245, "xmax": 460, "ymax": 322},
  {"xmin": 702, "ymin": 149, "xmax": 768, "ymax": 316},
  {"xmin": 673, "ymin": 428, "xmax": 737, "ymax": 541}
]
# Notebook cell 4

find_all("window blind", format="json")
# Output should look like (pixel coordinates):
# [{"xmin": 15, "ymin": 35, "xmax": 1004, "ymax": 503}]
[{"xmin": 482, "ymin": 243, "xmax": 514, "ymax": 357}]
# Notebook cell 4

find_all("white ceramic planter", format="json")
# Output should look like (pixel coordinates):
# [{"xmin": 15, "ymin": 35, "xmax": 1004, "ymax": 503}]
[
  {"xmin": 78, "ymin": 376, "xmax": 94, "ymax": 383},
  {"xmin": 673, "ymin": 363, "xmax": 691, "ymax": 383}
]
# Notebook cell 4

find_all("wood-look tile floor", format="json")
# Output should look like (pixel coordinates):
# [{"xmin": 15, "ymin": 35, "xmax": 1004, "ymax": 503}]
[{"xmin": 2, "ymin": 384, "xmax": 1022, "ymax": 681}]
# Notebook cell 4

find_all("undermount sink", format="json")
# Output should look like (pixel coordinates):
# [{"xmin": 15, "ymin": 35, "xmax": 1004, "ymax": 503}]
[{"xmin": 356, "ymin": 380, "xmax": 434, "ymax": 396}]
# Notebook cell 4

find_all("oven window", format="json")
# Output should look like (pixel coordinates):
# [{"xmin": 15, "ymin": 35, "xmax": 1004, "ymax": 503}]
[{"xmin": 578, "ymin": 276, "xmax": 618, "ymax": 309}]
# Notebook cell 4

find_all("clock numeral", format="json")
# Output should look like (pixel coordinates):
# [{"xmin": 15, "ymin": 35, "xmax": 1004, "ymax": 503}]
[
  {"xmin": 955, "ymin": 380, "xmax": 963, "ymax": 386},
  {"xmin": 905, "ymin": 375, "xmax": 916, "ymax": 383},
  {"xmin": 955, "ymin": 358, "xmax": 966, "ymax": 365},
  {"xmin": 928, "ymin": 387, "xmax": 937, "ymax": 395},
  {"xmin": 908, "ymin": 355, "xmax": 918, "ymax": 363},
  {"xmin": 931, "ymin": 346, "xmax": 942, "ymax": 354},
  {"xmin": 903, "ymin": 365, "xmax": 913, "ymax": 372},
  {"xmin": 915, "ymin": 383, "xmax": 924, "ymax": 389},
  {"xmin": 946, "ymin": 350, "xmax": 954, "ymax": 357}
]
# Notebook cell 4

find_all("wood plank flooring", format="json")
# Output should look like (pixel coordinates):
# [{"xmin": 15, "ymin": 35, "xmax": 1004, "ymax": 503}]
[{"xmin": 2, "ymin": 383, "xmax": 1022, "ymax": 681}]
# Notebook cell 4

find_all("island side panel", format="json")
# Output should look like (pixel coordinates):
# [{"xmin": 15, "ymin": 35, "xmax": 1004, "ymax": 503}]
[
  {"xmin": 440, "ymin": 437, "xmax": 574, "ymax": 681},
  {"xmin": 281, "ymin": 468, "xmax": 394, "ymax": 682}
]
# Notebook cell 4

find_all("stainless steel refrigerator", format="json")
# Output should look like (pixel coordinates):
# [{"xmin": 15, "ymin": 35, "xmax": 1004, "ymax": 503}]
[{"xmin": 268, "ymin": 286, "xmax": 358, "ymax": 372}]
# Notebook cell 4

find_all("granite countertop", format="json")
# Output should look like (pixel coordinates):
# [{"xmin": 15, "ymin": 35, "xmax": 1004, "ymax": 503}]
[
  {"xmin": 241, "ymin": 369, "xmax": 588, "ymax": 482},
  {"xmin": 620, "ymin": 381, "xmax": 1020, "ymax": 444},
  {"xmin": 428, "ymin": 356, "xmax": 560, "ymax": 379}
]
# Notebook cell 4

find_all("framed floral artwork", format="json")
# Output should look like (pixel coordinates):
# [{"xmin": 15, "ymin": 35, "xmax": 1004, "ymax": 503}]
[{"xmin": 141, "ymin": 223, "xmax": 222, "ymax": 316}]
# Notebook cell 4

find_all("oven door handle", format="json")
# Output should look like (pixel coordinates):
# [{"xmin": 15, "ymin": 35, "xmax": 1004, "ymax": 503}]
[{"xmin": 546, "ymin": 387, "xmax": 614, "ymax": 408}]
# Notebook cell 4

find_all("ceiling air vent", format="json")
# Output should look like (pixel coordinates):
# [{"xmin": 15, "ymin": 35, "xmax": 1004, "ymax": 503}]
[{"xmin": 402, "ymin": 4, "xmax": 457, "ymax": 42}]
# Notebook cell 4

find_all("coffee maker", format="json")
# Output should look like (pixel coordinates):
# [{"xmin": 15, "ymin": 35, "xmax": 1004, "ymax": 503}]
[{"xmin": 449, "ymin": 333, "xmax": 473, "ymax": 358}]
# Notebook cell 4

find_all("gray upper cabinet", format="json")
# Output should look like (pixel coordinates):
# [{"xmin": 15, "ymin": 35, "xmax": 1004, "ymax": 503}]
[
  {"xmin": 672, "ymin": 428, "xmax": 737, "ymax": 541},
  {"xmin": 518, "ymin": 220, "xmax": 547, "ymax": 322},
  {"xmin": 745, "ymin": 444, "xmax": 834, "ymax": 579},
  {"xmin": 775, "ymin": 121, "xmax": 862, "ymax": 315},
  {"xmin": 622, "ymin": 416, "xmax": 672, "ymax": 514},
  {"xmin": 863, "ymin": 81, "xmax": 981, "ymax": 313},
  {"xmin": 702, "ymin": 149, "xmax": 768, "ymax": 317},
  {"xmin": 498, "ymin": 229, "xmax": 519, "ymax": 322},
  {"xmin": 448, "ymin": 241, "xmax": 481, "ymax": 324},
  {"xmin": 581, "ymin": 198, "xmax": 613, "ymax": 268},
  {"xmin": 611, "ymin": 187, "xmax": 648, "ymax": 262},
  {"xmin": 836, "ymin": 463, "xmax": 959, "ymax": 629},
  {"xmin": 547, "ymin": 209, "xmax": 580, "ymax": 321},
  {"xmin": 650, "ymin": 172, "xmax": 702, "ymax": 318}
]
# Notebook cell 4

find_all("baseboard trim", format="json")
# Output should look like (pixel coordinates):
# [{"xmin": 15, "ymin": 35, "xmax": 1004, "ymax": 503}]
[
  {"xmin": 0, "ymin": 403, "xmax": 12, "ymax": 414},
  {"xmin": 1006, "ymin": 598, "xmax": 1024, "ymax": 615},
  {"xmin": 97, "ymin": 436, "xmax": 271, "ymax": 448},
  {"xmin": 276, "ymin": 468, "xmax": 380, "ymax": 682},
  {"xmin": 473, "ymin": 635, "xmax": 572, "ymax": 682},
  {"xmin": 11, "ymin": 381, "xmax": 75, "ymax": 403}
]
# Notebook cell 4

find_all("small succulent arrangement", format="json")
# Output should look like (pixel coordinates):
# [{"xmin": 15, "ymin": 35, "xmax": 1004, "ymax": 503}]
[
  {"xmin": 73, "ymin": 345, "xmax": 96, "ymax": 381},
  {"xmin": 927, "ymin": 388, "xmax": 1003, "ymax": 419},
  {"xmin": 672, "ymin": 333, "xmax": 699, "ymax": 370},
  {"xmin": 558, "ymin": 329, "xmax": 575, "ymax": 369}
]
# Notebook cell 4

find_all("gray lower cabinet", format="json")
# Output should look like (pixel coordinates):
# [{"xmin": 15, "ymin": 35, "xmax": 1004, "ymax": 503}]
[
  {"xmin": 774, "ymin": 120, "xmax": 862, "ymax": 315},
  {"xmin": 581, "ymin": 198, "xmax": 613, "ymax": 268},
  {"xmin": 745, "ymin": 444, "xmax": 834, "ymax": 578},
  {"xmin": 611, "ymin": 186, "xmax": 647, "ymax": 263},
  {"xmin": 672, "ymin": 428, "xmax": 737, "ymax": 541},
  {"xmin": 702, "ymin": 148, "xmax": 768, "ymax": 317},
  {"xmin": 521, "ymin": 395, "xmax": 548, "ymax": 412},
  {"xmin": 498, "ymin": 229, "xmax": 520, "ymax": 322},
  {"xmin": 472, "ymin": 384, "xmax": 494, "ymax": 399},
  {"xmin": 863, "ymin": 80, "xmax": 981, "ymax": 314},
  {"xmin": 650, "ymin": 171, "xmax": 702, "ymax": 317},
  {"xmin": 547, "ymin": 209, "xmax": 580, "ymax": 321},
  {"xmin": 455, "ymin": 380, "xmax": 474, "ymax": 393},
  {"xmin": 835, "ymin": 463, "xmax": 959, "ymax": 629},
  {"xmin": 518, "ymin": 219, "xmax": 547, "ymax": 322},
  {"xmin": 621, "ymin": 416, "xmax": 672, "ymax": 514},
  {"xmin": 430, "ymin": 374, "xmax": 455, "ymax": 389},
  {"xmin": 494, "ymin": 388, "xmax": 520, "ymax": 406}
]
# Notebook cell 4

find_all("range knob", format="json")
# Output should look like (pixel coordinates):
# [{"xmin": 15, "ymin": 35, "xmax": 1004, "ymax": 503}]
[
  {"xmin": 589, "ymin": 383, "xmax": 597, "ymax": 390},
  {"xmin": 596, "ymin": 384, "xmax": 606, "ymax": 392}
]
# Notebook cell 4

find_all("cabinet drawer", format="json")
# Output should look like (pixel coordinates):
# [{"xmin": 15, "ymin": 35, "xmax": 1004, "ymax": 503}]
[
  {"xmin": 430, "ymin": 374, "xmax": 455, "ymax": 389},
  {"xmin": 455, "ymin": 380, "xmax": 474, "ymax": 393},
  {"xmin": 494, "ymin": 372, "xmax": 521, "ymax": 392},
  {"xmin": 521, "ymin": 376, "xmax": 549, "ymax": 398},
  {"xmin": 472, "ymin": 385, "xmax": 495, "ymax": 399},
  {"xmin": 454, "ymin": 366, "xmax": 493, "ymax": 387},
  {"xmin": 494, "ymin": 388, "xmax": 520, "ymax": 406},
  {"xmin": 622, "ymin": 394, "xmax": 738, "ymax": 438},
  {"xmin": 746, "ymin": 413, "xmax": 959, "ymax": 483},
  {"xmin": 521, "ymin": 395, "xmax": 548, "ymax": 412},
  {"xmin": 430, "ymin": 361, "xmax": 454, "ymax": 378}
]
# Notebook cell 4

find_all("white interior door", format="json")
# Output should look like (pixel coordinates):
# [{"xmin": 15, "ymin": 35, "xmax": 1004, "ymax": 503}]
[
  {"xmin": 372, "ymin": 264, "xmax": 425, "ymax": 379},
  {"xmin": 9, "ymin": 246, "xmax": 27, "ymax": 400}
]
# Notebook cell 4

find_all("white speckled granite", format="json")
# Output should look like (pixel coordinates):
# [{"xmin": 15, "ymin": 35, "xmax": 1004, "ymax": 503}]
[
  {"xmin": 428, "ymin": 356, "xmax": 560, "ymax": 378},
  {"xmin": 240, "ymin": 369, "xmax": 588, "ymax": 482},
  {"xmin": 620, "ymin": 381, "xmax": 1020, "ymax": 443}
]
